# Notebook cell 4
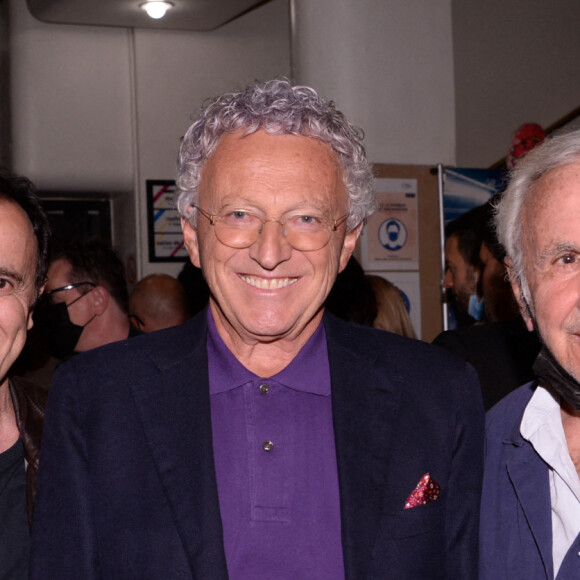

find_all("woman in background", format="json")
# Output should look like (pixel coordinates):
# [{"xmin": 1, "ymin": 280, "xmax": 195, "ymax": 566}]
[{"xmin": 366, "ymin": 275, "xmax": 416, "ymax": 339}]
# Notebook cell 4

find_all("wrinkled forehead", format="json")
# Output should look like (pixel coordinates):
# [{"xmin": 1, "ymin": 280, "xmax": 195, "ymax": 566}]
[{"xmin": 199, "ymin": 130, "xmax": 347, "ymax": 209}]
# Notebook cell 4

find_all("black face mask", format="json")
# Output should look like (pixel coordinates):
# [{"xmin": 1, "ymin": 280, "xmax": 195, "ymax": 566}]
[
  {"xmin": 533, "ymin": 346, "xmax": 580, "ymax": 411},
  {"xmin": 33, "ymin": 302, "xmax": 86, "ymax": 360}
]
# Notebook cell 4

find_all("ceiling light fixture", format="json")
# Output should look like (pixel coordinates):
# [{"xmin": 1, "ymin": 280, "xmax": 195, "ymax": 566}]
[{"xmin": 140, "ymin": 1, "xmax": 174, "ymax": 20}]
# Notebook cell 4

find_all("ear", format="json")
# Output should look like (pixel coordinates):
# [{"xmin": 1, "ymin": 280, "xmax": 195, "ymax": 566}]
[
  {"xmin": 130, "ymin": 315, "xmax": 146, "ymax": 333},
  {"xmin": 505, "ymin": 259, "xmax": 534, "ymax": 332},
  {"xmin": 339, "ymin": 222, "xmax": 364, "ymax": 273},
  {"xmin": 91, "ymin": 286, "xmax": 110, "ymax": 316},
  {"xmin": 182, "ymin": 217, "xmax": 201, "ymax": 268}
]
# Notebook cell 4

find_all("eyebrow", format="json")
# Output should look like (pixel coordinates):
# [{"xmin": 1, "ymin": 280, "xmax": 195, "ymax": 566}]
[
  {"xmin": 538, "ymin": 242, "xmax": 580, "ymax": 261},
  {"xmin": 0, "ymin": 267, "xmax": 25, "ymax": 285}
]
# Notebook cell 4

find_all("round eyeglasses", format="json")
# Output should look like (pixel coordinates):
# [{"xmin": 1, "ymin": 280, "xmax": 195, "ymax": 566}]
[{"xmin": 194, "ymin": 206, "xmax": 348, "ymax": 252}]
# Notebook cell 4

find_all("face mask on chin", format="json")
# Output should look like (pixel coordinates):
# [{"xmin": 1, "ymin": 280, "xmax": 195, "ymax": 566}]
[
  {"xmin": 467, "ymin": 293, "xmax": 485, "ymax": 322},
  {"xmin": 33, "ymin": 301, "xmax": 88, "ymax": 360}
]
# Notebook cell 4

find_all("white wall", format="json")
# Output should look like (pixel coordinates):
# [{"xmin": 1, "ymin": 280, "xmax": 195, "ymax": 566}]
[
  {"xmin": 9, "ymin": 0, "xmax": 291, "ymax": 278},
  {"xmin": 453, "ymin": 0, "xmax": 580, "ymax": 167},
  {"xmin": 293, "ymin": 0, "xmax": 456, "ymax": 166},
  {"xmin": 133, "ymin": 0, "xmax": 291, "ymax": 276}
]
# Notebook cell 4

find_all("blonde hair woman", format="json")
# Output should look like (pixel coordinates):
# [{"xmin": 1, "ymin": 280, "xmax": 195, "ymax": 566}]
[{"xmin": 366, "ymin": 275, "xmax": 416, "ymax": 338}]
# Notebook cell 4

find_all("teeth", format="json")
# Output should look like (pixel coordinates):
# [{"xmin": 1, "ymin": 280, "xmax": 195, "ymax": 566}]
[{"xmin": 240, "ymin": 275, "xmax": 297, "ymax": 289}]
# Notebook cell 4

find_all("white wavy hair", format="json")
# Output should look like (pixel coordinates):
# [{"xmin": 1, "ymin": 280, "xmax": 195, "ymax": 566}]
[
  {"xmin": 176, "ymin": 79, "xmax": 376, "ymax": 231},
  {"xmin": 495, "ymin": 128, "xmax": 580, "ymax": 302}
]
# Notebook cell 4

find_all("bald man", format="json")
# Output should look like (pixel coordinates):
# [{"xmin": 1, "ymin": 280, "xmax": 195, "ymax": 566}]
[{"xmin": 129, "ymin": 274, "xmax": 191, "ymax": 333}]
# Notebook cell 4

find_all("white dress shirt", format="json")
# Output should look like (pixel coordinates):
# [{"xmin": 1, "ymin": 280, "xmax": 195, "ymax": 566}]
[{"xmin": 521, "ymin": 385, "xmax": 580, "ymax": 576}]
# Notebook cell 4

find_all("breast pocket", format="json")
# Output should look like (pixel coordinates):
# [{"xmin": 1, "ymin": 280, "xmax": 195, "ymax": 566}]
[{"xmin": 369, "ymin": 500, "xmax": 446, "ymax": 579}]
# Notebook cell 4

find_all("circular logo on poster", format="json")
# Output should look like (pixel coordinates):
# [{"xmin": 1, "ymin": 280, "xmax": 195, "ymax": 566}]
[{"xmin": 379, "ymin": 218, "xmax": 407, "ymax": 250}]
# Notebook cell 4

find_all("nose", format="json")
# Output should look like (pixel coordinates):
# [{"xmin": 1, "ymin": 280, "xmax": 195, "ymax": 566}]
[
  {"xmin": 248, "ymin": 220, "xmax": 293, "ymax": 270},
  {"xmin": 443, "ymin": 269, "xmax": 454, "ymax": 289}
]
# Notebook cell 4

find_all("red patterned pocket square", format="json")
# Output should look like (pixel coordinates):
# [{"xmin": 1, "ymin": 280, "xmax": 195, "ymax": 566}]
[{"xmin": 404, "ymin": 473, "xmax": 441, "ymax": 509}]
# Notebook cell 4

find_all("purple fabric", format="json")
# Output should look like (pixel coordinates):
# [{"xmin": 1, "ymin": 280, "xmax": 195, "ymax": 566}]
[{"xmin": 207, "ymin": 311, "xmax": 345, "ymax": 579}]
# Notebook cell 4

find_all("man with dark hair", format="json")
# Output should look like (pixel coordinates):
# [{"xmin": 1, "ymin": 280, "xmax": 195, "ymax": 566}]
[
  {"xmin": 31, "ymin": 80, "xmax": 483, "ymax": 579},
  {"xmin": 443, "ymin": 207, "xmax": 485, "ymax": 326},
  {"xmin": 35, "ymin": 237, "xmax": 139, "ymax": 359},
  {"xmin": 434, "ymin": 195, "xmax": 540, "ymax": 409},
  {"xmin": 0, "ymin": 167, "xmax": 51, "ymax": 578}
]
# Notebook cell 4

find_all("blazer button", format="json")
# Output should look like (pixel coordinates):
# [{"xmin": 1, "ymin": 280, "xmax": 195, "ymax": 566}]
[{"xmin": 262, "ymin": 441, "xmax": 274, "ymax": 452}]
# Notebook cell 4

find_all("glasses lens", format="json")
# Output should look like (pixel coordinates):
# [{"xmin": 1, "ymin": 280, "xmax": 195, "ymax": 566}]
[
  {"xmin": 214, "ymin": 210, "xmax": 261, "ymax": 248},
  {"xmin": 284, "ymin": 214, "xmax": 331, "ymax": 251},
  {"xmin": 211, "ymin": 209, "xmax": 339, "ymax": 251}
]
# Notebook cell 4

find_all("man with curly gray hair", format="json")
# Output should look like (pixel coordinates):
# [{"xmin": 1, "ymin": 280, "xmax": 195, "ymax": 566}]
[
  {"xmin": 31, "ymin": 79, "xmax": 483, "ymax": 579},
  {"xmin": 481, "ymin": 128, "xmax": 580, "ymax": 580}
]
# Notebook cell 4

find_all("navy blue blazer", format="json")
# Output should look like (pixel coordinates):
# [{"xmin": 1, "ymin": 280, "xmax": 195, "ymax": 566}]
[
  {"xmin": 480, "ymin": 383, "xmax": 580, "ymax": 579},
  {"xmin": 30, "ymin": 311, "xmax": 483, "ymax": 579}
]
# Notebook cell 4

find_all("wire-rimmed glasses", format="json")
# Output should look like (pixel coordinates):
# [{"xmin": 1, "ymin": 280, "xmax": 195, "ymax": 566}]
[{"xmin": 194, "ymin": 206, "xmax": 348, "ymax": 252}]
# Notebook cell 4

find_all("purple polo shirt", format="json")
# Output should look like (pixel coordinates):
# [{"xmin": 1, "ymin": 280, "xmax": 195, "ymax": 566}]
[{"xmin": 207, "ymin": 311, "xmax": 345, "ymax": 580}]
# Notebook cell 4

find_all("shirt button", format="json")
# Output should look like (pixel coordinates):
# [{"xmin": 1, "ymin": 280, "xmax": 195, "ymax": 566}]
[
  {"xmin": 259, "ymin": 383, "xmax": 270, "ymax": 394},
  {"xmin": 262, "ymin": 440, "xmax": 274, "ymax": 452}
]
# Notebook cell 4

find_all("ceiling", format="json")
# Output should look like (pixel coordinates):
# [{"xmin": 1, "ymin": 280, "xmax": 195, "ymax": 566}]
[{"xmin": 26, "ymin": 0, "xmax": 271, "ymax": 32}]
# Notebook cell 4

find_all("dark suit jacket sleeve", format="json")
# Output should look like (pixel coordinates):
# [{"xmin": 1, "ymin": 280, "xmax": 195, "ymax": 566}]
[{"xmin": 29, "ymin": 360, "xmax": 99, "ymax": 579}]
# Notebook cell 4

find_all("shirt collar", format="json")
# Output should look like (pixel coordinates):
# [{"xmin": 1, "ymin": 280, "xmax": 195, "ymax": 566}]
[
  {"xmin": 521, "ymin": 385, "xmax": 580, "ymax": 497},
  {"xmin": 206, "ymin": 308, "xmax": 330, "ymax": 396}
]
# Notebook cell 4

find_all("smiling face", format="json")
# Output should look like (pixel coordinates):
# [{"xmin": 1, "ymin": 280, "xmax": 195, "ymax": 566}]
[
  {"xmin": 0, "ymin": 199, "xmax": 39, "ymax": 386},
  {"xmin": 512, "ymin": 160, "xmax": 580, "ymax": 379},
  {"xmin": 182, "ymin": 130, "xmax": 361, "ymax": 354}
]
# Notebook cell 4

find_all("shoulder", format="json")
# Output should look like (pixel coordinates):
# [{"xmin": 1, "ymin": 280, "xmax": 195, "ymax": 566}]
[
  {"xmin": 9, "ymin": 376, "xmax": 48, "ymax": 412},
  {"xmin": 323, "ymin": 312, "xmax": 482, "ymax": 408},
  {"xmin": 485, "ymin": 381, "xmax": 536, "ymax": 436},
  {"xmin": 51, "ymin": 312, "xmax": 208, "ymax": 397},
  {"xmin": 486, "ymin": 381, "xmax": 537, "ymax": 425},
  {"xmin": 325, "ymin": 311, "xmax": 474, "ymax": 375}
]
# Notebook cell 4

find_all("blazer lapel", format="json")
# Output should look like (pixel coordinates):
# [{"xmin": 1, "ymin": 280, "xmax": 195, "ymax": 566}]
[
  {"xmin": 325, "ymin": 316, "xmax": 401, "ymax": 579},
  {"xmin": 506, "ymin": 437, "xmax": 553, "ymax": 579},
  {"xmin": 130, "ymin": 316, "xmax": 228, "ymax": 579}
]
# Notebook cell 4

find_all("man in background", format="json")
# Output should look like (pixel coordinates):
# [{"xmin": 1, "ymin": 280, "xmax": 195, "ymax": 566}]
[
  {"xmin": 34, "ymin": 238, "xmax": 139, "ymax": 359},
  {"xmin": 129, "ymin": 273, "xmax": 191, "ymax": 332},
  {"xmin": 434, "ymin": 196, "xmax": 540, "ymax": 409},
  {"xmin": 0, "ymin": 167, "xmax": 50, "ymax": 579},
  {"xmin": 443, "ymin": 207, "xmax": 485, "ymax": 326},
  {"xmin": 481, "ymin": 129, "xmax": 580, "ymax": 579}
]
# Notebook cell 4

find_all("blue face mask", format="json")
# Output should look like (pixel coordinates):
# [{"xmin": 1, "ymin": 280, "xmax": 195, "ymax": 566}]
[{"xmin": 468, "ymin": 294, "xmax": 485, "ymax": 322}]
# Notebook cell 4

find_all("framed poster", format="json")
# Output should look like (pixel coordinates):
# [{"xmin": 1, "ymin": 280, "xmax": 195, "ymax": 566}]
[
  {"xmin": 361, "ymin": 177, "xmax": 419, "ymax": 270},
  {"xmin": 146, "ymin": 180, "xmax": 188, "ymax": 262}
]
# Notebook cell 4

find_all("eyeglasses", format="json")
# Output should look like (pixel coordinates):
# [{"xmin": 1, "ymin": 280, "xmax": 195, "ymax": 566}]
[
  {"xmin": 194, "ymin": 206, "xmax": 348, "ymax": 252},
  {"xmin": 44, "ymin": 281, "xmax": 96, "ymax": 306}
]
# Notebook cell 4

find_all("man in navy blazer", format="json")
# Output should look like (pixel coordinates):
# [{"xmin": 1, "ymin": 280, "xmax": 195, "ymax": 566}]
[
  {"xmin": 30, "ymin": 79, "xmax": 484, "ymax": 579},
  {"xmin": 480, "ymin": 129, "xmax": 580, "ymax": 579}
]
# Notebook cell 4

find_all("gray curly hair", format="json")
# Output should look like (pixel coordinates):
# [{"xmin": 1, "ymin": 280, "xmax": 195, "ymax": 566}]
[
  {"xmin": 495, "ymin": 128, "xmax": 580, "ymax": 303},
  {"xmin": 176, "ymin": 79, "xmax": 376, "ymax": 231}
]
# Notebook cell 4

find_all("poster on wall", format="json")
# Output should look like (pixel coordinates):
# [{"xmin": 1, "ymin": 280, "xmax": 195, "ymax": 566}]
[
  {"xmin": 442, "ymin": 168, "xmax": 506, "ymax": 224},
  {"xmin": 146, "ymin": 180, "xmax": 188, "ymax": 262},
  {"xmin": 361, "ymin": 178, "xmax": 419, "ymax": 270}
]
